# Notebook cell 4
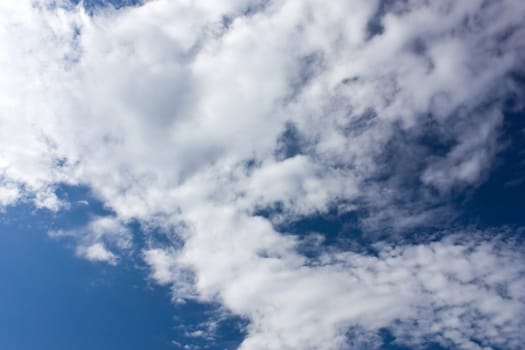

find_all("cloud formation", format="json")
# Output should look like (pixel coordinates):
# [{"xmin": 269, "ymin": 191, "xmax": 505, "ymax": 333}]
[
  {"xmin": 49, "ymin": 216, "xmax": 132, "ymax": 265},
  {"xmin": 1, "ymin": 0, "xmax": 525, "ymax": 348}
]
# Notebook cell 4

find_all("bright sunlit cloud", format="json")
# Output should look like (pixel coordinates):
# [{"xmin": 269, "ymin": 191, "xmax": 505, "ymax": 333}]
[{"xmin": 1, "ymin": 1, "xmax": 525, "ymax": 349}]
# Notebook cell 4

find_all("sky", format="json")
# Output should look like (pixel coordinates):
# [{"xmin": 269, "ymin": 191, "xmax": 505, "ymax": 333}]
[{"xmin": 1, "ymin": 0, "xmax": 525, "ymax": 349}]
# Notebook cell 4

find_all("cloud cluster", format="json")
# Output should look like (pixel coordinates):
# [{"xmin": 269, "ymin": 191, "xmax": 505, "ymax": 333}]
[
  {"xmin": 147, "ymin": 206, "xmax": 525, "ymax": 349},
  {"xmin": 2, "ymin": 0, "xmax": 525, "ymax": 348}
]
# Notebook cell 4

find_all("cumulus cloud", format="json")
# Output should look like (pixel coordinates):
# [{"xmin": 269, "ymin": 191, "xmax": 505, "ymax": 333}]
[
  {"xmin": 77, "ymin": 242, "xmax": 118, "ymax": 265},
  {"xmin": 49, "ymin": 216, "xmax": 132, "ymax": 265},
  {"xmin": 147, "ymin": 208, "xmax": 525, "ymax": 349},
  {"xmin": 2, "ymin": 0, "xmax": 525, "ymax": 348}
]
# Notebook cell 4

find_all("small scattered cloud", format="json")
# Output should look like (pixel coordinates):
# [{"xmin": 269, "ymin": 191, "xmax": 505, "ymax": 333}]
[
  {"xmin": 77, "ymin": 242, "xmax": 118, "ymax": 265},
  {"xmin": 49, "ymin": 216, "xmax": 132, "ymax": 266}
]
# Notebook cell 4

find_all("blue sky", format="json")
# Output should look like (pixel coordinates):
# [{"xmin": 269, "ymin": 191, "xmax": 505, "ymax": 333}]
[
  {"xmin": 0, "ymin": 198, "xmax": 173, "ymax": 350},
  {"xmin": 0, "ymin": 186, "xmax": 246, "ymax": 349},
  {"xmin": 3, "ymin": 118, "xmax": 524, "ymax": 350},
  {"xmin": 1, "ymin": 0, "xmax": 525, "ymax": 349}
]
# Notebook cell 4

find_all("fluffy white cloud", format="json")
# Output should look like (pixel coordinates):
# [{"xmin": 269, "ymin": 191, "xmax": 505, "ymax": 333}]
[
  {"xmin": 147, "ymin": 207, "xmax": 525, "ymax": 349},
  {"xmin": 77, "ymin": 242, "xmax": 118, "ymax": 265},
  {"xmin": 49, "ymin": 216, "xmax": 132, "ymax": 265},
  {"xmin": 2, "ymin": 0, "xmax": 525, "ymax": 348}
]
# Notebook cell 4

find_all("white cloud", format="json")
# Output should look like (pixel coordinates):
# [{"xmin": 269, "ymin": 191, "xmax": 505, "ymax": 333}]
[
  {"xmin": 0, "ymin": 180, "xmax": 20, "ymax": 208},
  {"xmin": 2, "ymin": 0, "xmax": 525, "ymax": 348},
  {"xmin": 49, "ymin": 216, "xmax": 132, "ymax": 265},
  {"xmin": 147, "ymin": 224, "xmax": 525, "ymax": 349},
  {"xmin": 77, "ymin": 242, "xmax": 118, "ymax": 265}
]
